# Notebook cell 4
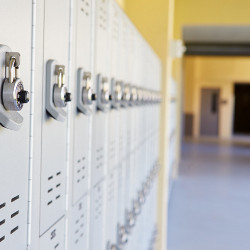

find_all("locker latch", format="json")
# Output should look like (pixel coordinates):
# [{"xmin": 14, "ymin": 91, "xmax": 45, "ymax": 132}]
[
  {"xmin": 46, "ymin": 60, "xmax": 71, "ymax": 121},
  {"xmin": 0, "ymin": 45, "xmax": 29, "ymax": 130},
  {"xmin": 96, "ymin": 74, "xmax": 110, "ymax": 112},
  {"xmin": 110, "ymin": 79, "xmax": 122, "ymax": 109},
  {"xmin": 77, "ymin": 68, "xmax": 96, "ymax": 115}
]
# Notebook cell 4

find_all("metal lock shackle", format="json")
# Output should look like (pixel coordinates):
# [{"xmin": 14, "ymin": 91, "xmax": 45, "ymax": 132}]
[
  {"xmin": 8, "ymin": 56, "xmax": 18, "ymax": 84},
  {"xmin": 56, "ymin": 66, "xmax": 65, "ymax": 88}
]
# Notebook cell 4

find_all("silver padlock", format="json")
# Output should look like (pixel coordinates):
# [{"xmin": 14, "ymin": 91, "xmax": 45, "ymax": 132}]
[
  {"xmin": 133, "ymin": 199, "xmax": 141, "ymax": 216},
  {"xmin": 130, "ymin": 86, "xmax": 137, "ymax": 106},
  {"xmin": 82, "ymin": 72, "xmax": 95, "ymax": 105},
  {"xmin": 138, "ymin": 190, "xmax": 145, "ymax": 205},
  {"xmin": 46, "ymin": 60, "xmax": 71, "ymax": 121},
  {"xmin": 110, "ymin": 79, "xmax": 122, "ymax": 109},
  {"xmin": 96, "ymin": 74, "xmax": 110, "ymax": 112},
  {"xmin": 77, "ymin": 69, "xmax": 96, "ymax": 115},
  {"xmin": 53, "ymin": 65, "xmax": 71, "ymax": 108},
  {"xmin": 2, "ymin": 52, "xmax": 29, "ymax": 111},
  {"xmin": 117, "ymin": 225, "xmax": 128, "ymax": 246},
  {"xmin": 107, "ymin": 242, "xmax": 118, "ymax": 250},
  {"xmin": 122, "ymin": 84, "xmax": 131, "ymax": 105},
  {"xmin": 125, "ymin": 210, "xmax": 135, "ymax": 233}
]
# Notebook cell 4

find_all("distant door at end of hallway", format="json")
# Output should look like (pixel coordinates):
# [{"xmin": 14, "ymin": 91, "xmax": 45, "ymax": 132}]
[
  {"xmin": 233, "ymin": 83, "xmax": 250, "ymax": 134},
  {"xmin": 200, "ymin": 88, "xmax": 220, "ymax": 136}
]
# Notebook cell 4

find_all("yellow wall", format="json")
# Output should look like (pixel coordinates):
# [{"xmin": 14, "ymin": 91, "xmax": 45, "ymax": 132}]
[
  {"xmin": 122, "ymin": 0, "xmax": 170, "ymax": 62},
  {"xmin": 184, "ymin": 56, "xmax": 250, "ymax": 138},
  {"xmin": 174, "ymin": 0, "xmax": 250, "ymax": 39}
]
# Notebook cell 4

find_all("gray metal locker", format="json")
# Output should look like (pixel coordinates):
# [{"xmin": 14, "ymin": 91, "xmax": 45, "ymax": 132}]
[
  {"xmin": 30, "ymin": 0, "xmax": 71, "ymax": 249},
  {"xmin": 67, "ymin": 0, "xmax": 93, "ymax": 249},
  {"xmin": 89, "ymin": 0, "xmax": 110, "ymax": 249},
  {"xmin": 0, "ymin": 1, "xmax": 31, "ymax": 249}
]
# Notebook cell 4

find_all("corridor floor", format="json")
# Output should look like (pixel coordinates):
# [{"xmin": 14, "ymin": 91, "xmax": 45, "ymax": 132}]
[{"xmin": 167, "ymin": 139, "xmax": 250, "ymax": 250}]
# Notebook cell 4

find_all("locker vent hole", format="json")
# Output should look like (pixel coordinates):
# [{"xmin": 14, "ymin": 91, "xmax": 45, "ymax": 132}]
[
  {"xmin": 94, "ymin": 186, "xmax": 102, "ymax": 220},
  {"xmin": 80, "ymin": 0, "xmax": 90, "ymax": 16},
  {"xmin": 75, "ymin": 156, "xmax": 87, "ymax": 185},
  {"xmin": 46, "ymin": 171, "xmax": 63, "ymax": 206},
  {"xmin": 109, "ymin": 140, "xmax": 116, "ymax": 163},
  {"xmin": 0, "ymin": 203, "xmax": 5, "ymax": 209},
  {"xmin": 0, "ymin": 195, "xmax": 21, "ymax": 243},
  {"xmin": 74, "ymin": 205, "xmax": 86, "ymax": 245},
  {"xmin": 10, "ymin": 226, "xmax": 18, "ymax": 234},
  {"xmin": 95, "ymin": 147, "xmax": 103, "ymax": 170},
  {"xmin": 107, "ymin": 175, "xmax": 115, "ymax": 202},
  {"xmin": 99, "ymin": 4, "xmax": 107, "ymax": 30}
]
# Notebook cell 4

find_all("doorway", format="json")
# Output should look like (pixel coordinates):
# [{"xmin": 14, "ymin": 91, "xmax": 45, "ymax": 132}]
[
  {"xmin": 233, "ymin": 83, "xmax": 250, "ymax": 135},
  {"xmin": 200, "ymin": 88, "xmax": 220, "ymax": 136}
]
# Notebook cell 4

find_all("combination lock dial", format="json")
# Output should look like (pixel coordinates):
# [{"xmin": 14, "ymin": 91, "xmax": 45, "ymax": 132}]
[
  {"xmin": 0, "ymin": 46, "xmax": 29, "ymax": 130},
  {"xmin": 3, "ymin": 53, "xmax": 29, "ymax": 111}
]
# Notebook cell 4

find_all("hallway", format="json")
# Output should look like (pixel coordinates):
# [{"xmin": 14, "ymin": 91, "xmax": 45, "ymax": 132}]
[{"xmin": 168, "ymin": 139, "xmax": 250, "ymax": 250}]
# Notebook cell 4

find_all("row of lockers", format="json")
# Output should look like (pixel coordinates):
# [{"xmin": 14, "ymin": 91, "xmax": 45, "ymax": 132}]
[{"xmin": 0, "ymin": 0, "xmax": 161, "ymax": 249}]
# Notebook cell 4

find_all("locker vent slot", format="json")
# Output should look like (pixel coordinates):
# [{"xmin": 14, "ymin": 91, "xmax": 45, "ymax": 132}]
[
  {"xmin": 119, "ymin": 135, "xmax": 123, "ymax": 156},
  {"xmin": 10, "ymin": 226, "xmax": 18, "ymax": 234},
  {"xmin": 75, "ymin": 156, "xmax": 87, "ymax": 185},
  {"xmin": 11, "ymin": 195, "xmax": 19, "ymax": 203},
  {"xmin": 0, "ymin": 203, "xmax": 5, "ymax": 209},
  {"xmin": 46, "ymin": 171, "xmax": 63, "ymax": 207},
  {"xmin": 0, "ymin": 219, "xmax": 5, "ymax": 226},
  {"xmin": 94, "ymin": 185, "xmax": 102, "ymax": 220},
  {"xmin": 99, "ymin": 3, "xmax": 107, "ymax": 30},
  {"xmin": 95, "ymin": 147, "xmax": 103, "ymax": 170},
  {"xmin": 109, "ymin": 140, "xmax": 116, "ymax": 162},
  {"xmin": 11, "ymin": 211, "xmax": 19, "ymax": 218},
  {"xmin": 111, "ymin": 3, "xmax": 119, "ymax": 40},
  {"xmin": 74, "ymin": 200, "xmax": 87, "ymax": 246},
  {"xmin": 107, "ymin": 173, "xmax": 115, "ymax": 202},
  {"xmin": 0, "ymin": 194, "xmax": 21, "ymax": 244},
  {"xmin": 80, "ymin": 0, "xmax": 90, "ymax": 16}
]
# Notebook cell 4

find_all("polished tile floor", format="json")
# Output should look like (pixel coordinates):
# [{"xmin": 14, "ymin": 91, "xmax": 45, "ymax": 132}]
[{"xmin": 168, "ymin": 139, "xmax": 250, "ymax": 250}]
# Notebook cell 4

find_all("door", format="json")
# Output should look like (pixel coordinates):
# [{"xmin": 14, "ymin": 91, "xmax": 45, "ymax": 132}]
[
  {"xmin": 233, "ymin": 83, "xmax": 250, "ymax": 134},
  {"xmin": 200, "ymin": 88, "xmax": 220, "ymax": 136}
]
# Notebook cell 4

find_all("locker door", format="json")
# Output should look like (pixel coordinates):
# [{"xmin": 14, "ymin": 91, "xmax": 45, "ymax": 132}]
[
  {"xmin": 68, "ymin": 0, "xmax": 93, "ymax": 248},
  {"xmin": 31, "ymin": 0, "xmax": 71, "ymax": 246},
  {"xmin": 90, "ymin": 0, "xmax": 109, "ymax": 249},
  {"xmin": 70, "ymin": 195, "xmax": 90, "ymax": 250},
  {"xmin": 0, "ymin": 1, "xmax": 31, "ymax": 249},
  {"xmin": 40, "ymin": 218, "xmax": 65, "ymax": 250},
  {"xmin": 105, "ymin": 1, "xmax": 122, "ymax": 248}
]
